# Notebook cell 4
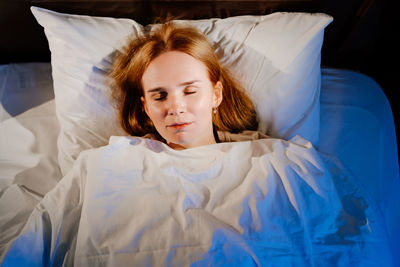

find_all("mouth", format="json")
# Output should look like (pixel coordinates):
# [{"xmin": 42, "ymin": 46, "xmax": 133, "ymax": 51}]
[{"xmin": 167, "ymin": 122, "xmax": 192, "ymax": 130}]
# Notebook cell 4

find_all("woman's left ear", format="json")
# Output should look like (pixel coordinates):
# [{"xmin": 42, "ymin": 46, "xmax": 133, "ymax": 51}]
[{"xmin": 213, "ymin": 81, "xmax": 223, "ymax": 108}]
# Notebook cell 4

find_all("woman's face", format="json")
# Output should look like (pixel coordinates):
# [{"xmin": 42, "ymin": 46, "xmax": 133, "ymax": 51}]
[{"xmin": 141, "ymin": 51, "xmax": 222, "ymax": 150}]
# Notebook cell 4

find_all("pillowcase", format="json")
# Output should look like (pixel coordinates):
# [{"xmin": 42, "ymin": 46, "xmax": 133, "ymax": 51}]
[{"xmin": 31, "ymin": 6, "xmax": 332, "ymax": 175}]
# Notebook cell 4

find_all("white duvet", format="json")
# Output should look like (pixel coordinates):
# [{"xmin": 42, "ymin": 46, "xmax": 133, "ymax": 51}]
[{"xmin": 1, "ymin": 136, "xmax": 393, "ymax": 266}]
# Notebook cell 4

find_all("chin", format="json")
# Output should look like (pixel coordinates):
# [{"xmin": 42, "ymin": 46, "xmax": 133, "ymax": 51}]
[{"xmin": 164, "ymin": 134, "xmax": 191, "ymax": 147}]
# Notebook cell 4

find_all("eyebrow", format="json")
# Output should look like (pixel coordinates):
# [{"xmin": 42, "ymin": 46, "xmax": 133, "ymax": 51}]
[{"xmin": 146, "ymin": 80, "xmax": 201, "ymax": 93}]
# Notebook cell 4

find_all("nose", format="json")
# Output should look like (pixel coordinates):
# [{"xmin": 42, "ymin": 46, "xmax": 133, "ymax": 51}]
[{"xmin": 167, "ymin": 94, "xmax": 186, "ymax": 115}]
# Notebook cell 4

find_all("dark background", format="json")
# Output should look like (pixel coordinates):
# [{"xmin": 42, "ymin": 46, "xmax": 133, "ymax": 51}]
[{"xmin": 0, "ymin": 0, "xmax": 398, "ymax": 152}]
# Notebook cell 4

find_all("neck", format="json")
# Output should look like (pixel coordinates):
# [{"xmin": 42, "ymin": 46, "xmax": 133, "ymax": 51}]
[{"xmin": 167, "ymin": 138, "xmax": 217, "ymax": 150}]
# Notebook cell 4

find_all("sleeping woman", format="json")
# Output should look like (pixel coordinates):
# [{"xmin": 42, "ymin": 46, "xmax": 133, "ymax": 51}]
[
  {"xmin": 1, "ymin": 22, "xmax": 392, "ymax": 266},
  {"xmin": 109, "ymin": 22, "xmax": 260, "ymax": 149}
]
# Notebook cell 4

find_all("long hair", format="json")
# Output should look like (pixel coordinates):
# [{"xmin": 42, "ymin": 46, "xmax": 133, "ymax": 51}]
[{"xmin": 109, "ymin": 22, "xmax": 258, "ymax": 137}]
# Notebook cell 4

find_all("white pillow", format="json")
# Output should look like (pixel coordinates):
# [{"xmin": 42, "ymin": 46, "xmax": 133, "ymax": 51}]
[{"xmin": 31, "ymin": 6, "xmax": 332, "ymax": 175}]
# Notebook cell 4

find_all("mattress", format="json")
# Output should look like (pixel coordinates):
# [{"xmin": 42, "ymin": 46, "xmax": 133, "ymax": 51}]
[
  {"xmin": 0, "ymin": 63, "xmax": 399, "ymax": 264},
  {"xmin": 319, "ymin": 68, "xmax": 400, "ymax": 264}
]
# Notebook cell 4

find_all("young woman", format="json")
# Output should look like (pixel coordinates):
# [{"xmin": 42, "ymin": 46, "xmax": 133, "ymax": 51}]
[{"xmin": 109, "ymin": 22, "xmax": 259, "ymax": 149}]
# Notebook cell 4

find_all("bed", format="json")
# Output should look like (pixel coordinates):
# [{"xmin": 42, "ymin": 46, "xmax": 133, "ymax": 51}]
[{"xmin": 0, "ymin": 1, "xmax": 399, "ymax": 266}]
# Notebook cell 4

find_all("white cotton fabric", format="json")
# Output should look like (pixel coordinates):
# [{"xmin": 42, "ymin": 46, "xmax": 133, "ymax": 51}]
[
  {"xmin": 2, "ymin": 136, "xmax": 392, "ymax": 266},
  {"xmin": 30, "ymin": 7, "xmax": 332, "ymax": 175},
  {"xmin": 0, "ymin": 63, "xmax": 61, "ymax": 196},
  {"xmin": 0, "ymin": 64, "xmax": 62, "ymax": 254}
]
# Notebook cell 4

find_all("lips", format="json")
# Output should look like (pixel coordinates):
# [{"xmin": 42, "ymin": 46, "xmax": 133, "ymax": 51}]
[{"xmin": 167, "ymin": 122, "xmax": 192, "ymax": 130}]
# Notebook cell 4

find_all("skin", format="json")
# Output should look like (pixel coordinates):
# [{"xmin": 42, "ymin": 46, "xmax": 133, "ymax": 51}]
[{"xmin": 141, "ymin": 51, "xmax": 223, "ymax": 150}]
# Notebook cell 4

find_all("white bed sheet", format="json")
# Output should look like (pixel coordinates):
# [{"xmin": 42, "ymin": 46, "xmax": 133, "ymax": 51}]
[
  {"xmin": 0, "ymin": 63, "xmax": 399, "ymax": 264},
  {"xmin": 2, "ymin": 135, "xmax": 393, "ymax": 265},
  {"xmin": 0, "ymin": 63, "xmax": 62, "ymax": 253},
  {"xmin": 0, "ymin": 63, "xmax": 61, "ymax": 193}
]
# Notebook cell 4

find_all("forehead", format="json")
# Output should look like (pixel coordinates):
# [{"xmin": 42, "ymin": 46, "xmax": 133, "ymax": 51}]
[{"xmin": 141, "ymin": 51, "xmax": 210, "ymax": 90}]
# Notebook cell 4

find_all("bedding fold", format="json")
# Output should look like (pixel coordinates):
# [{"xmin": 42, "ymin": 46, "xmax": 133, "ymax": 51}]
[{"xmin": 1, "ymin": 136, "xmax": 392, "ymax": 266}]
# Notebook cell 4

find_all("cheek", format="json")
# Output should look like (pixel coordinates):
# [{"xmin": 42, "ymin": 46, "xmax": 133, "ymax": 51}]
[
  {"xmin": 190, "ymin": 94, "xmax": 213, "ymax": 115},
  {"xmin": 145, "ymin": 103, "xmax": 164, "ymax": 121}
]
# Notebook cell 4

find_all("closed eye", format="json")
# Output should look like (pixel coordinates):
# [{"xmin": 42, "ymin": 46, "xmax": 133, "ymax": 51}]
[
  {"xmin": 154, "ymin": 91, "xmax": 167, "ymax": 101},
  {"xmin": 184, "ymin": 86, "xmax": 197, "ymax": 95},
  {"xmin": 184, "ymin": 91, "xmax": 196, "ymax": 95}
]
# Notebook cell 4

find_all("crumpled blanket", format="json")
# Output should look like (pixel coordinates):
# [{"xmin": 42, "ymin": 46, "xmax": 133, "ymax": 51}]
[{"xmin": 1, "ymin": 135, "xmax": 392, "ymax": 266}]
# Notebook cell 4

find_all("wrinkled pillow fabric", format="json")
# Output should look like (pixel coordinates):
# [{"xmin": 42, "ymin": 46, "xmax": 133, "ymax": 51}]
[{"xmin": 31, "ymin": 6, "xmax": 332, "ymax": 175}]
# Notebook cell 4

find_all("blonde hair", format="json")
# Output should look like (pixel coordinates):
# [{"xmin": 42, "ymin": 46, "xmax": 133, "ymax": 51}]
[{"xmin": 109, "ymin": 22, "xmax": 258, "ymax": 137}]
